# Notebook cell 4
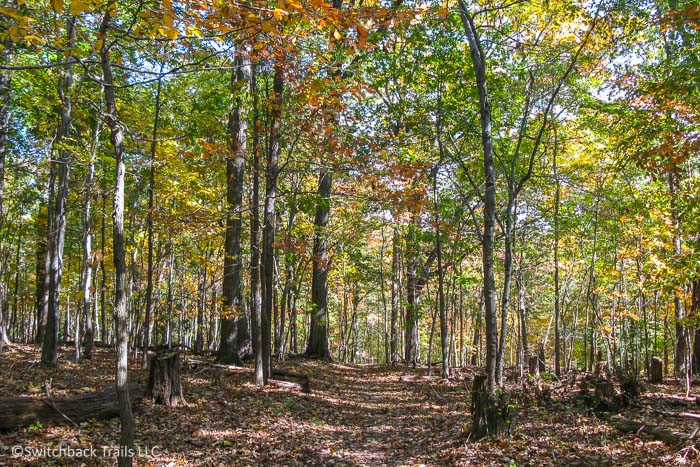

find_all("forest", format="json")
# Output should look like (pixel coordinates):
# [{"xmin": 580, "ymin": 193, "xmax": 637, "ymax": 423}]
[{"xmin": 0, "ymin": 0, "xmax": 698, "ymax": 465}]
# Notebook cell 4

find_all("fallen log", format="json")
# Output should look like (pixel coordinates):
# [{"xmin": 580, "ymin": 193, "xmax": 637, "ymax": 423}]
[
  {"xmin": 186, "ymin": 358, "xmax": 247, "ymax": 371},
  {"xmin": 267, "ymin": 379, "xmax": 307, "ymax": 392},
  {"xmin": 0, "ymin": 382, "xmax": 145, "ymax": 431},
  {"xmin": 271, "ymin": 369, "xmax": 310, "ymax": 392},
  {"xmin": 399, "ymin": 375, "xmax": 441, "ymax": 383},
  {"xmin": 612, "ymin": 417, "xmax": 683, "ymax": 446}
]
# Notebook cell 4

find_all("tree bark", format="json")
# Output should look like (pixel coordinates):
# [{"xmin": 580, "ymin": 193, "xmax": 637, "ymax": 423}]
[
  {"xmin": 147, "ymin": 351, "xmax": 186, "ymax": 407},
  {"xmin": 99, "ymin": 6, "xmax": 135, "ymax": 465},
  {"xmin": 250, "ymin": 63, "xmax": 264, "ymax": 387},
  {"xmin": 432, "ymin": 165, "xmax": 449, "ymax": 379},
  {"xmin": 0, "ymin": 36, "xmax": 11, "ymax": 348},
  {"xmin": 669, "ymin": 172, "xmax": 685, "ymax": 377},
  {"xmin": 459, "ymin": 3, "xmax": 498, "ymax": 394},
  {"xmin": 81, "ymin": 89, "xmax": 102, "ymax": 360},
  {"xmin": 404, "ymin": 207, "xmax": 421, "ymax": 366},
  {"xmin": 142, "ymin": 72, "xmax": 162, "ymax": 368},
  {"xmin": 218, "ymin": 56, "xmax": 250, "ymax": 366},
  {"xmin": 390, "ymin": 228, "xmax": 400, "ymax": 365},
  {"xmin": 553, "ymin": 134, "xmax": 561, "ymax": 377},
  {"xmin": 262, "ymin": 65, "xmax": 283, "ymax": 382},
  {"xmin": 306, "ymin": 169, "xmax": 331, "ymax": 358},
  {"xmin": 42, "ymin": 16, "xmax": 76, "ymax": 366}
]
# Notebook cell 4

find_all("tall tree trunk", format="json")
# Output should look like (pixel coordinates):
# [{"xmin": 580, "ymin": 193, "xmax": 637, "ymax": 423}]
[
  {"xmin": 42, "ymin": 16, "xmax": 76, "ymax": 366},
  {"xmin": 250, "ymin": 63, "xmax": 264, "ymax": 387},
  {"xmin": 80, "ymin": 145, "xmax": 96, "ymax": 360},
  {"xmin": 459, "ymin": 4, "xmax": 498, "ymax": 393},
  {"xmin": 99, "ymin": 7, "xmax": 135, "ymax": 465},
  {"xmin": 100, "ymin": 183, "xmax": 107, "ymax": 344},
  {"xmin": 404, "ymin": 208, "xmax": 421, "ymax": 367},
  {"xmin": 0, "ymin": 36, "xmax": 12, "ymax": 348},
  {"xmin": 692, "ymin": 272, "xmax": 700, "ymax": 374},
  {"xmin": 165, "ymin": 243, "xmax": 174, "ymax": 348},
  {"xmin": 81, "ymin": 88, "xmax": 102, "ymax": 360},
  {"xmin": 433, "ymin": 165, "xmax": 449, "ymax": 378},
  {"xmin": 34, "ymin": 233, "xmax": 46, "ymax": 343},
  {"xmin": 390, "ymin": 228, "xmax": 400, "ymax": 365},
  {"xmin": 217, "ymin": 57, "xmax": 250, "ymax": 366},
  {"xmin": 195, "ymin": 260, "xmax": 207, "ymax": 354},
  {"xmin": 496, "ymin": 197, "xmax": 515, "ymax": 385},
  {"xmin": 276, "ymin": 200, "xmax": 297, "ymax": 359},
  {"xmin": 142, "ymin": 73, "xmax": 162, "ymax": 368},
  {"xmin": 553, "ymin": 136, "xmax": 561, "ymax": 377},
  {"xmin": 669, "ymin": 172, "xmax": 685, "ymax": 377},
  {"xmin": 379, "ymin": 226, "xmax": 389, "ymax": 364},
  {"xmin": 262, "ymin": 65, "xmax": 283, "ymax": 382},
  {"xmin": 306, "ymin": 169, "xmax": 331, "ymax": 358}
]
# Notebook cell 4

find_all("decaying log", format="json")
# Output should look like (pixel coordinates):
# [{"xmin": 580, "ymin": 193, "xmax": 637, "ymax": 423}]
[
  {"xmin": 186, "ymin": 358, "xmax": 246, "ymax": 371},
  {"xmin": 612, "ymin": 417, "xmax": 683, "ymax": 446},
  {"xmin": 270, "ymin": 369, "xmax": 310, "ymax": 392},
  {"xmin": 399, "ymin": 374, "xmax": 441, "ymax": 383},
  {"xmin": 0, "ymin": 382, "xmax": 144, "ymax": 431},
  {"xmin": 268, "ymin": 378, "xmax": 310, "ymax": 392}
]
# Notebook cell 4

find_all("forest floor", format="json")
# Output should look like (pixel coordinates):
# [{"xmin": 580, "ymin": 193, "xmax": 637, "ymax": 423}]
[{"xmin": 1, "ymin": 344, "xmax": 699, "ymax": 465}]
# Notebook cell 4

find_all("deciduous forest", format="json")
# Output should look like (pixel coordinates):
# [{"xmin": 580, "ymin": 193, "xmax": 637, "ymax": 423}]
[{"xmin": 0, "ymin": 0, "xmax": 698, "ymax": 464}]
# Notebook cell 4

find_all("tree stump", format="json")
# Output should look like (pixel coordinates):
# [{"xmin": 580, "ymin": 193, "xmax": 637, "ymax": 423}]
[
  {"xmin": 650, "ymin": 357, "xmax": 663, "ymax": 383},
  {"xmin": 620, "ymin": 370, "xmax": 641, "ymax": 405},
  {"xmin": 147, "ymin": 351, "xmax": 186, "ymax": 407},
  {"xmin": 528, "ymin": 355, "xmax": 539, "ymax": 377},
  {"xmin": 470, "ymin": 374, "xmax": 513, "ymax": 440},
  {"xmin": 594, "ymin": 379, "xmax": 614, "ymax": 401}
]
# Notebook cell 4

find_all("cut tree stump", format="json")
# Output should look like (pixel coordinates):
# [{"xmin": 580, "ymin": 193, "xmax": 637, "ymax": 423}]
[
  {"xmin": 0, "ymin": 382, "xmax": 145, "ymax": 431},
  {"xmin": 469, "ymin": 374, "xmax": 513, "ymax": 441},
  {"xmin": 528, "ymin": 356, "xmax": 539, "ymax": 377},
  {"xmin": 147, "ymin": 351, "xmax": 186, "ymax": 406},
  {"xmin": 650, "ymin": 357, "xmax": 663, "ymax": 383}
]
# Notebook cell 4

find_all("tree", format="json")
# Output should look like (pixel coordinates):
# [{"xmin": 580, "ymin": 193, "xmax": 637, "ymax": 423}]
[
  {"xmin": 41, "ymin": 15, "xmax": 76, "ymax": 366},
  {"xmin": 99, "ymin": 3, "xmax": 135, "ymax": 464},
  {"xmin": 217, "ymin": 55, "xmax": 250, "ymax": 366}
]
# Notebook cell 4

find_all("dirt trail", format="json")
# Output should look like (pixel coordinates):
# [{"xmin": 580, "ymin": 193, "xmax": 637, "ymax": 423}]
[{"xmin": 0, "ymin": 345, "xmax": 684, "ymax": 465}]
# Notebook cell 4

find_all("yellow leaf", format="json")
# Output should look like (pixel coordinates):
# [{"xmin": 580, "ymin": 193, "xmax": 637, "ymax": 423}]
[
  {"xmin": 69, "ymin": 0, "xmax": 89, "ymax": 16},
  {"xmin": 24, "ymin": 34, "xmax": 45, "ymax": 45},
  {"xmin": 273, "ymin": 8, "xmax": 286, "ymax": 20},
  {"xmin": 51, "ymin": 0, "xmax": 65, "ymax": 12},
  {"xmin": 333, "ymin": 29, "xmax": 342, "ymax": 40},
  {"xmin": 0, "ymin": 6, "xmax": 23, "ymax": 20},
  {"xmin": 93, "ymin": 38, "xmax": 103, "ymax": 50}
]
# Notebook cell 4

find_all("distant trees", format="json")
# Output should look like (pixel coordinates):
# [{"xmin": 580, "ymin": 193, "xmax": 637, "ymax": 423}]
[{"xmin": 0, "ymin": 0, "xmax": 697, "ymax": 436}]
